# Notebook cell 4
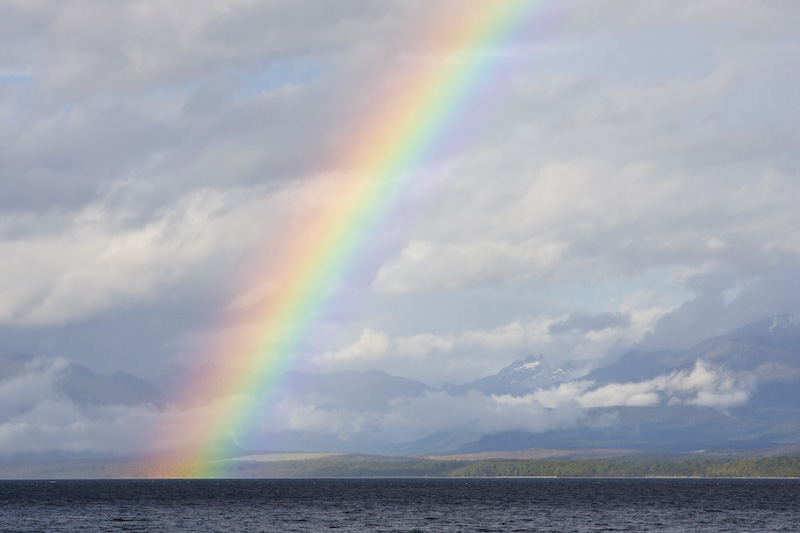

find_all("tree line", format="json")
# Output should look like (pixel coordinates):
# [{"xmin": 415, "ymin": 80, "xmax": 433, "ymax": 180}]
[{"xmin": 444, "ymin": 456, "xmax": 800, "ymax": 478}]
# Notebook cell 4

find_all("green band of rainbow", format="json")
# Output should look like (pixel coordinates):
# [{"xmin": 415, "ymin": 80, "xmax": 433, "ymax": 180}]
[{"xmin": 152, "ymin": 0, "xmax": 555, "ymax": 478}]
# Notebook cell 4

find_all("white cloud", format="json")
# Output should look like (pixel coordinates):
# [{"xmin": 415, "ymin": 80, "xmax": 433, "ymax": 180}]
[
  {"xmin": 0, "ymin": 189, "xmax": 244, "ymax": 326},
  {"xmin": 244, "ymin": 359, "xmax": 751, "ymax": 446},
  {"xmin": 0, "ymin": 0, "xmax": 798, "ymax": 458},
  {"xmin": 313, "ymin": 321, "xmax": 547, "ymax": 384},
  {"xmin": 0, "ymin": 357, "xmax": 67, "ymax": 418},
  {"xmin": 259, "ymin": 389, "xmax": 586, "ymax": 447},
  {"xmin": 4, "ymin": 1, "xmax": 404, "ymax": 100},
  {"xmin": 0, "ymin": 352, "xmax": 759, "ymax": 457},
  {"xmin": 313, "ymin": 306, "xmax": 669, "ymax": 385},
  {"xmin": 313, "ymin": 328, "xmax": 390, "ymax": 365},
  {"xmin": 572, "ymin": 360, "xmax": 753, "ymax": 410},
  {"xmin": 271, "ymin": 397, "xmax": 371, "ymax": 442},
  {"xmin": 374, "ymin": 238, "xmax": 568, "ymax": 293},
  {"xmin": 372, "ymin": 151, "xmax": 800, "ymax": 297},
  {"xmin": 0, "ymin": 356, "xmax": 168, "ymax": 455}
]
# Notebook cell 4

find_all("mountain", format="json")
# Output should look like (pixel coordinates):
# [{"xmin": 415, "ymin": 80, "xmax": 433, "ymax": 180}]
[
  {"xmin": 58, "ymin": 364, "xmax": 166, "ymax": 408},
  {"xmin": 585, "ymin": 315, "xmax": 800, "ymax": 385},
  {"xmin": 2, "ymin": 315, "xmax": 799, "ymax": 460},
  {"xmin": 287, "ymin": 369, "xmax": 433, "ymax": 408},
  {"xmin": 461, "ymin": 405, "xmax": 752, "ymax": 453},
  {"xmin": 453, "ymin": 315, "xmax": 800, "ymax": 454},
  {"xmin": 0, "ymin": 352, "xmax": 165, "ymax": 409},
  {"xmin": 443, "ymin": 355, "xmax": 566, "ymax": 396}
]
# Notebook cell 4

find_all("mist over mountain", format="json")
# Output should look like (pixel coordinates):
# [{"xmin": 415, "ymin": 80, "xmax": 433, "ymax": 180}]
[
  {"xmin": 252, "ymin": 315, "xmax": 800, "ymax": 455},
  {"xmin": 287, "ymin": 369, "xmax": 434, "ymax": 409},
  {"xmin": 0, "ymin": 353, "xmax": 164, "ymax": 409},
  {"xmin": 460, "ymin": 315, "xmax": 800, "ymax": 454},
  {"xmin": 1, "ymin": 316, "xmax": 798, "ymax": 460}
]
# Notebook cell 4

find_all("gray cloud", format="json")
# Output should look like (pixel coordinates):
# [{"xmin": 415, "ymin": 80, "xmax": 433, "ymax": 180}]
[
  {"xmin": 0, "ymin": 350, "xmax": 761, "ymax": 457},
  {"xmin": 0, "ymin": 356, "xmax": 165, "ymax": 456},
  {"xmin": 638, "ymin": 268, "xmax": 800, "ymax": 352},
  {"xmin": 208, "ymin": 360, "xmax": 751, "ymax": 451},
  {"xmin": 548, "ymin": 312, "xmax": 632, "ymax": 335},
  {"xmin": 0, "ymin": 1, "xmax": 798, "ymax": 456}
]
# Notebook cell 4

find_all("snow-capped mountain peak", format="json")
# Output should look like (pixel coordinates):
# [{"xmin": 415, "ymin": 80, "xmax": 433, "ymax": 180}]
[{"xmin": 454, "ymin": 356, "xmax": 566, "ymax": 396}]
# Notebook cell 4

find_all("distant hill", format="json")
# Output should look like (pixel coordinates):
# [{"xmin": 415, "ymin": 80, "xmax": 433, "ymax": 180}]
[
  {"xmin": 0, "ymin": 352, "xmax": 165, "ymax": 409},
  {"xmin": 585, "ymin": 315, "xmax": 800, "ymax": 385},
  {"xmin": 2, "ymin": 452, "xmax": 798, "ymax": 479},
  {"xmin": 443, "ymin": 356, "xmax": 566, "ymax": 396},
  {"xmin": 59, "ymin": 364, "xmax": 166, "ymax": 408},
  {"xmin": 237, "ymin": 315, "xmax": 800, "ymax": 456},
  {"xmin": 2, "ymin": 315, "xmax": 799, "ymax": 462},
  {"xmin": 453, "ymin": 315, "xmax": 800, "ymax": 454},
  {"xmin": 287, "ymin": 369, "xmax": 433, "ymax": 408}
]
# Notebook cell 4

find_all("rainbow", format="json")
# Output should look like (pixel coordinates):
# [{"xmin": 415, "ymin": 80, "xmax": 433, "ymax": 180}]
[{"xmin": 152, "ymin": 0, "xmax": 558, "ymax": 477}]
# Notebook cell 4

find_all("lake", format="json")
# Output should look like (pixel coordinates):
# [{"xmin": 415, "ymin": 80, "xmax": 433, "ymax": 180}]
[{"xmin": 1, "ymin": 478, "xmax": 798, "ymax": 532}]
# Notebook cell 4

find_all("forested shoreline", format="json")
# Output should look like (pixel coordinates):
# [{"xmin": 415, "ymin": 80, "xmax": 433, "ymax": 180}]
[
  {"xmin": 198, "ymin": 454, "xmax": 800, "ymax": 479},
  {"xmin": 443, "ymin": 456, "xmax": 800, "ymax": 478},
  {"xmin": 2, "ymin": 454, "xmax": 799, "ymax": 479}
]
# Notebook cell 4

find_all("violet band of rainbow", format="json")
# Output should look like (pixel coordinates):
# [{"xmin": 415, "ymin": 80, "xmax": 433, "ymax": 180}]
[{"xmin": 153, "ymin": 0, "xmax": 555, "ymax": 478}]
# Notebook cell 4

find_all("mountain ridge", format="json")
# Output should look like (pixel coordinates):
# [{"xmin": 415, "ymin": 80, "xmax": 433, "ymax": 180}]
[{"xmin": 2, "ymin": 314, "xmax": 798, "ymax": 458}]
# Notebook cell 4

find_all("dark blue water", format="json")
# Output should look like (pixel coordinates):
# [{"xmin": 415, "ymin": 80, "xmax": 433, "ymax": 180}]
[{"xmin": 0, "ymin": 478, "xmax": 798, "ymax": 532}]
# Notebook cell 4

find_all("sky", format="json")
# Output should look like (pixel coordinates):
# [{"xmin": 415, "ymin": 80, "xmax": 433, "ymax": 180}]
[{"xmin": 1, "ymin": 0, "xmax": 800, "ymax": 458}]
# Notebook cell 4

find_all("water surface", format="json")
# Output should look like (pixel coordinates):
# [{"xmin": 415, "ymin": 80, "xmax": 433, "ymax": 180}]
[{"xmin": 1, "ymin": 478, "xmax": 798, "ymax": 532}]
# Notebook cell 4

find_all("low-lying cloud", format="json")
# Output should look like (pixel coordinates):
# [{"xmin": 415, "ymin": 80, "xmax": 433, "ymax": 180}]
[
  {"xmin": 1, "ymin": 1, "xmax": 798, "ymax": 459},
  {"xmin": 0, "ymin": 354, "xmax": 755, "ymax": 457},
  {"xmin": 313, "ymin": 308, "xmax": 663, "ymax": 385}
]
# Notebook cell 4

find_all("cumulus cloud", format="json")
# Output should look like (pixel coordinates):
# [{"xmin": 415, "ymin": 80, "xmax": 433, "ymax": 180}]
[
  {"xmin": 245, "ymin": 359, "xmax": 752, "ymax": 449},
  {"xmin": 372, "ymin": 155, "xmax": 800, "ymax": 299},
  {"xmin": 257, "ymin": 389, "xmax": 586, "ymax": 448},
  {"xmin": 0, "ymin": 356, "xmax": 267, "ymax": 457},
  {"xmin": 0, "ymin": 351, "xmax": 758, "ymax": 457},
  {"xmin": 1, "ymin": 1, "xmax": 409, "ymax": 99},
  {"xmin": 314, "ymin": 305, "xmax": 664, "ymax": 385},
  {"xmin": 228, "ymin": 360, "xmax": 749, "ymax": 451},
  {"xmin": 0, "ymin": 401, "xmax": 159, "ymax": 456},
  {"xmin": 0, "ymin": 356, "xmax": 166, "ymax": 455},
  {"xmin": 312, "ymin": 328, "xmax": 391, "ymax": 365},
  {"xmin": 373, "ymin": 237, "xmax": 568, "ymax": 293},
  {"xmin": 548, "ymin": 312, "xmax": 632, "ymax": 335},
  {"xmin": 533, "ymin": 360, "xmax": 754, "ymax": 412},
  {"xmin": 0, "ymin": 0, "xmax": 799, "ymax": 456},
  {"xmin": 313, "ymin": 320, "xmax": 549, "ymax": 384},
  {"xmin": 0, "ymin": 188, "xmax": 263, "ymax": 326},
  {"xmin": 0, "ymin": 357, "xmax": 67, "ymax": 418},
  {"xmin": 4, "ymin": 1, "xmax": 798, "ymax": 332}
]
